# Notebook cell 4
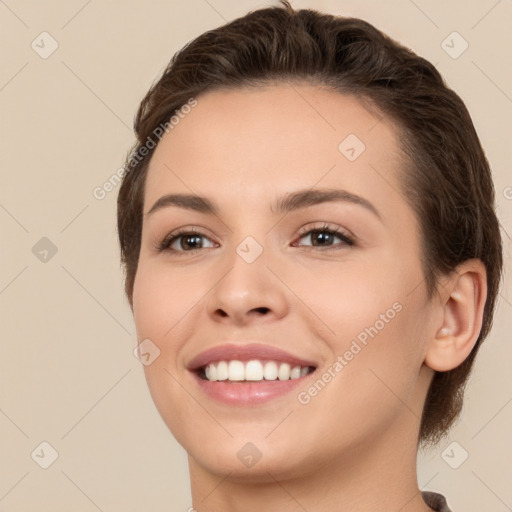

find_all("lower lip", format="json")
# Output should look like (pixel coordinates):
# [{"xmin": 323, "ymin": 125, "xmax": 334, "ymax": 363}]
[{"xmin": 190, "ymin": 371, "xmax": 313, "ymax": 405}]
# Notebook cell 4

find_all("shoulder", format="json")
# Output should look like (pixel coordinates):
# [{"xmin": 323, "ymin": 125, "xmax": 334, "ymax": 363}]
[{"xmin": 421, "ymin": 490, "xmax": 453, "ymax": 512}]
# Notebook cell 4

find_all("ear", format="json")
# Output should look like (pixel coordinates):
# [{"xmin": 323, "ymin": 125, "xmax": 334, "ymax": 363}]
[{"xmin": 424, "ymin": 259, "xmax": 488, "ymax": 372}]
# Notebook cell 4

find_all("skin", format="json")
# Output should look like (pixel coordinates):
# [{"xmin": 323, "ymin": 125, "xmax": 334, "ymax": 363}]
[{"xmin": 130, "ymin": 83, "xmax": 487, "ymax": 512}]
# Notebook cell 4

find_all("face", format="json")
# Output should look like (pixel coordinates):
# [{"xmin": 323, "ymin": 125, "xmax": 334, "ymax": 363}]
[{"xmin": 132, "ymin": 83, "xmax": 437, "ymax": 480}]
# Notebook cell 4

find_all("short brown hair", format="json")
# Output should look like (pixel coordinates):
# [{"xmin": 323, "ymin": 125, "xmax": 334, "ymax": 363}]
[{"xmin": 117, "ymin": 0, "xmax": 503, "ymax": 447}]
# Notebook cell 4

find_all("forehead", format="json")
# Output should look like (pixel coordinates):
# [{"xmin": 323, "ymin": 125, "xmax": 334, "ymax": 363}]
[{"xmin": 143, "ymin": 83, "xmax": 406, "ymax": 218}]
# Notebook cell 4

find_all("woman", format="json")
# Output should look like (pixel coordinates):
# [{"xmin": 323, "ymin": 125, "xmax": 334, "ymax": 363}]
[{"xmin": 117, "ymin": 2, "xmax": 503, "ymax": 510}]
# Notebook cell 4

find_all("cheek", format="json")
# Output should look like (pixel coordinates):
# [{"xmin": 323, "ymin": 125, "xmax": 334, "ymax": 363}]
[
  {"xmin": 131, "ymin": 262, "xmax": 206, "ymax": 443},
  {"xmin": 295, "ymin": 304, "xmax": 427, "ymax": 449},
  {"xmin": 292, "ymin": 256, "xmax": 429, "ymax": 410},
  {"xmin": 131, "ymin": 261, "xmax": 198, "ymax": 408},
  {"xmin": 284, "ymin": 252, "xmax": 409, "ymax": 342},
  {"xmin": 132, "ymin": 261, "xmax": 206, "ymax": 343}
]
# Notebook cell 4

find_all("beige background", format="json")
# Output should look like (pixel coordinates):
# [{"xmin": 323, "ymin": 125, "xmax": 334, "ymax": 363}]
[{"xmin": 0, "ymin": 0, "xmax": 511, "ymax": 510}]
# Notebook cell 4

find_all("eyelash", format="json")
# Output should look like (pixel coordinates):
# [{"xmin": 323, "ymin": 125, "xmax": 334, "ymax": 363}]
[{"xmin": 156, "ymin": 223, "xmax": 355, "ymax": 256}]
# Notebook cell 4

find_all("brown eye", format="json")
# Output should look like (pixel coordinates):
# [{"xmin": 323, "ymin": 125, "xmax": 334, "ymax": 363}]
[
  {"xmin": 294, "ymin": 224, "xmax": 354, "ymax": 250},
  {"xmin": 158, "ymin": 229, "xmax": 216, "ymax": 254}
]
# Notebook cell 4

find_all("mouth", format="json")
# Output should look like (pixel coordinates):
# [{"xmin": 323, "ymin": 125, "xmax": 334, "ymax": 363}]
[
  {"xmin": 187, "ymin": 343, "xmax": 318, "ymax": 405},
  {"xmin": 196, "ymin": 359, "xmax": 316, "ymax": 382}
]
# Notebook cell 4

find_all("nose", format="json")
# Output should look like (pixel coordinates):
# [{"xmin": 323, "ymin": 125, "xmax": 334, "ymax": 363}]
[{"xmin": 206, "ymin": 244, "xmax": 289, "ymax": 327}]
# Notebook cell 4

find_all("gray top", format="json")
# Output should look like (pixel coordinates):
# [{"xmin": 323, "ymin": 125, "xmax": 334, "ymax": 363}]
[{"xmin": 421, "ymin": 491, "xmax": 452, "ymax": 511}]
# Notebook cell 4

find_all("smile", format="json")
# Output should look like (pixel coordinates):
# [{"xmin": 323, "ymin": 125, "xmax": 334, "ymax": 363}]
[
  {"xmin": 187, "ymin": 343, "xmax": 318, "ymax": 405},
  {"xmin": 201, "ymin": 359, "xmax": 315, "ymax": 382}
]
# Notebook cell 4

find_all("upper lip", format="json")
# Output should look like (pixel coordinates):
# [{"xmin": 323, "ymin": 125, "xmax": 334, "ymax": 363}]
[{"xmin": 187, "ymin": 343, "xmax": 318, "ymax": 371}]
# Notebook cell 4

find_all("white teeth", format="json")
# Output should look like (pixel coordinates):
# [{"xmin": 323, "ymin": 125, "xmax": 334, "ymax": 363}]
[
  {"xmin": 263, "ymin": 361, "xmax": 278, "ymax": 380},
  {"xmin": 278, "ymin": 363, "xmax": 291, "ymax": 380},
  {"xmin": 216, "ymin": 360, "xmax": 228, "ymax": 381},
  {"xmin": 290, "ymin": 366, "xmax": 301, "ymax": 379},
  {"xmin": 245, "ymin": 360, "xmax": 263, "ymax": 381},
  {"xmin": 228, "ymin": 360, "xmax": 245, "ymax": 381},
  {"xmin": 203, "ymin": 360, "xmax": 312, "ymax": 382}
]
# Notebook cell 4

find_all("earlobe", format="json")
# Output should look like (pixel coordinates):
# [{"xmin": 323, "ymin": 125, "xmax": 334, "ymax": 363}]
[{"xmin": 424, "ymin": 259, "xmax": 487, "ymax": 372}]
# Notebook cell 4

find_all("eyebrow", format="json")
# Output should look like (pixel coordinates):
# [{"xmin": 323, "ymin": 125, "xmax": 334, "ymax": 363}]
[{"xmin": 145, "ymin": 188, "xmax": 381, "ymax": 220}]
